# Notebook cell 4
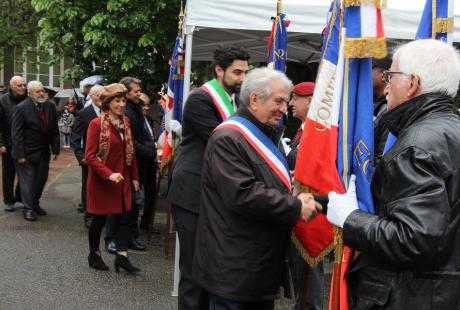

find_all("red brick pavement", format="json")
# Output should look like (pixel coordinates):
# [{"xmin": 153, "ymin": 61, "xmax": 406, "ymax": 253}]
[{"xmin": 0, "ymin": 148, "xmax": 77, "ymax": 198}]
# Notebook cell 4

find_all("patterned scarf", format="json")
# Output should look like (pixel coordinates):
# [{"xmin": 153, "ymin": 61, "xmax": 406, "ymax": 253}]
[{"xmin": 97, "ymin": 112, "xmax": 134, "ymax": 166}]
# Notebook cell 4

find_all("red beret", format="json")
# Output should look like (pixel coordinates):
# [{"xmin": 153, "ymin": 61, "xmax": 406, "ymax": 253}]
[{"xmin": 292, "ymin": 82, "xmax": 315, "ymax": 96}]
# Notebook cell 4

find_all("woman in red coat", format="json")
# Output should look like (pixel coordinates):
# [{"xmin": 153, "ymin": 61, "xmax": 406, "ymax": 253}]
[{"xmin": 85, "ymin": 83, "xmax": 140, "ymax": 273}]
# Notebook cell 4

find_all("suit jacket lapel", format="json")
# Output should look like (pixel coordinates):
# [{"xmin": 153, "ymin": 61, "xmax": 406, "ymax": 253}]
[{"xmin": 26, "ymin": 99, "xmax": 43, "ymax": 127}]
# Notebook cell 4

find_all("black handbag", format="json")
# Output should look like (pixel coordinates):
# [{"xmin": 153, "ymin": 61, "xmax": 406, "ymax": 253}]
[{"xmin": 132, "ymin": 188, "xmax": 145, "ymax": 211}]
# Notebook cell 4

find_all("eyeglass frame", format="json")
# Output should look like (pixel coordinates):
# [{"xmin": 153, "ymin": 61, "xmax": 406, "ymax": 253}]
[{"xmin": 384, "ymin": 71, "xmax": 412, "ymax": 83}]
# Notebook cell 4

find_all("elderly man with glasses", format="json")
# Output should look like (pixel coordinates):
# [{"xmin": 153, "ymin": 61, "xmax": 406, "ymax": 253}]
[{"xmin": 325, "ymin": 39, "xmax": 460, "ymax": 309}]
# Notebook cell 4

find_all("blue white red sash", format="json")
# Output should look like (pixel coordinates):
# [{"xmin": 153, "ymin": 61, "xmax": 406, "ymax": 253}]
[{"xmin": 215, "ymin": 116, "xmax": 291, "ymax": 191}]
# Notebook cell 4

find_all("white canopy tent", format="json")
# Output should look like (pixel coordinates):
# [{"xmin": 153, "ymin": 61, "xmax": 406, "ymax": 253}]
[
  {"xmin": 170, "ymin": 0, "xmax": 459, "ymax": 295},
  {"xmin": 182, "ymin": 0, "xmax": 460, "ymax": 98}
]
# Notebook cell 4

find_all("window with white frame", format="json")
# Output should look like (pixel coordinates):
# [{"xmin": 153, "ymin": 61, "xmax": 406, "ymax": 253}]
[{"xmin": 14, "ymin": 48, "xmax": 64, "ymax": 89}]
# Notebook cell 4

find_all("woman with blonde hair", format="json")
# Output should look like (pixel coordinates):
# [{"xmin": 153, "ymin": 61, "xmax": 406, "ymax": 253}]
[{"xmin": 84, "ymin": 83, "xmax": 140, "ymax": 273}]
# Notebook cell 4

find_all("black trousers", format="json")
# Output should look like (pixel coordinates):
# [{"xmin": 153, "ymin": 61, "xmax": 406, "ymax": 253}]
[
  {"xmin": 2, "ymin": 149, "xmax": 21, "ymax": 205},
  {"xmin": 81, "ymin": 165, "xmax": 88, "ymax": 210},
  {"xmin": 105, "ymin": 193, "xmax": 141, "ymax": 242},
  {"xmin": 171, "ymin": 205, "xmax": 209, "ymax": 310},
  {"xmin": 89, "ymin": 212, "xmax": 130, "ymax": 252},
  {"xmin": 139, "ymin": 157, "xmax": 157, "ymax": 226},
  {"xmin": 209, "ymin": 294, "xmax": 274, "ymax": 310},
  {"xmin": 15, "ymin": 156, "xmax": 49, "ymax": 211}
]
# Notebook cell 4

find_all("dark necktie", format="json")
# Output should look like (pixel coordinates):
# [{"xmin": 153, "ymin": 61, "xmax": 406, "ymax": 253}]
[
  {"xmin": 292, "ymin": 127, "xmax": 303, "ymax": 146},
  {"xmin": 38, "ymin": 104, "xmax": 48, "ymax": 132}
]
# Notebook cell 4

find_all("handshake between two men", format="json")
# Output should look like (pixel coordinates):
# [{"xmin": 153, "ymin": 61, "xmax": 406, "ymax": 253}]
[{"xmin": 296, "ymin": 175, "xmax": 359, "ymax": 227}]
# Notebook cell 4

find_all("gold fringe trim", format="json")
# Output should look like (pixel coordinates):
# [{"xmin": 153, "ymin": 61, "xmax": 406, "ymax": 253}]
[
  {"xmin": 291, "ymin": 233, "xmax": 335, "ymax": 268},
  {"xmin": 343, "ymin": 0, "xmax": 386, "ymax": 9},
  {"xmin": 293, "ymin": 180, "xmax": 318, "ymax": 195},
  {"xmin": 291, "ymin": 180, "xmax": 334, "ymax": 267},
  {"xmin": 344, "ymin": 37, "xmax": 387, "ymax": 59},
  {"xmin": 431, "ymin": 0, "xmax": 437, "ymax": 38},
  {"xmin": 433, "ymin": 17, "xmax": 454, "ymax": 34}
]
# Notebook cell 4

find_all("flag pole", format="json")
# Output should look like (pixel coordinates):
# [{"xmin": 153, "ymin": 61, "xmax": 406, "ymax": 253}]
[
  {"xmin": 149, "ymin": 0, "xmax": 185, "ymax": 244},
  {"xmin": 277, "ymin": 0, "xmax": 282, "ymax": 16}
]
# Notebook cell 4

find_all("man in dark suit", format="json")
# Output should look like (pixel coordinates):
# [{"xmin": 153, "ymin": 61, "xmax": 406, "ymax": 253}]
[
  {"xmin": 11, "ymin": 81, "xmax": 60, "ymax": 221},
  {"xmin": 119, "ymin": 76, "xmax": 156, "ymax": 251},
  {"xmin": 0, "ymin": 76, "xmax": 26, "ymax": 211},
  {"xmin": 71, "ymin": 85, "xmax": 104, "ymax": 227},
  {"xmin": 167, "ymin": 46, "xmax": 250, "ymax": 310}
]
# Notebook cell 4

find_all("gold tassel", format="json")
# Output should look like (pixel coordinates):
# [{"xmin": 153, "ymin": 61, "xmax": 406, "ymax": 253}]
[
  {"xmin": 343, "ymin": 0, "xmax": 386, "ymax": 9},
  {"xmin": 344, "ymin": 37, "xmax": 387, "ymax": 59},
  {"xmin": 333, "ymin": 226, "xmax": 344, "ymax": 264},
  {"xmin": 433, "ymin": 18, "xmax": 454, "ymax": 34}
]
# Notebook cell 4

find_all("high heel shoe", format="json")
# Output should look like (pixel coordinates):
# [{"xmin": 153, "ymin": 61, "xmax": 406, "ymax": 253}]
[
  {"xmin": 88, "ymin": 251, "xmax": 109, "ymax": 271},
  {"xmin": 114, "ymin": 254, "xmax": 140, "ymax": 273}
]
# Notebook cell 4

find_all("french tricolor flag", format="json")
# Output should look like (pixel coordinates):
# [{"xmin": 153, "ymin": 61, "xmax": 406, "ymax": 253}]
[
  {"xmin": 294, "ymin": 1, "xmax": 386, "ymax": 309},
  {"xmin": 161, "ymin": 35, "xmax": 184, "ymax": 170},
  {"xmin": 292, "ymin": 0, "xmax": 343, "ymax": 268}
]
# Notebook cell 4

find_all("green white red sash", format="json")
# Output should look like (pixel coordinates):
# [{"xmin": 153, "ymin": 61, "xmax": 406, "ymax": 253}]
[
  {"xmin": 201, "ymin": 79, "xmax": 234, "ymax": 120},
  {"xmin": 215, "ymin": 116, "xmax": 291, "ymax": 192}
]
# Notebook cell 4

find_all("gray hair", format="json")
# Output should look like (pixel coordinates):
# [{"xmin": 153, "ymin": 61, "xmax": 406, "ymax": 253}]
[
  {"xmin": 394, "ymin": 39, "xmax": 460, "ymax": 97},
  {"xmin": 119, "ymin": 76, "xmax": 141, "ymax": 91},
  {"xmin": 240, "ymin": 67, "xmax": 293, "ymax": 106},
  {"xmin": 89, "ymin": 84, "xmax": 105, "ymax": 96},
  {"xmin": 27, "ymin": 80, "xmax": 43, "ymax": 93}
]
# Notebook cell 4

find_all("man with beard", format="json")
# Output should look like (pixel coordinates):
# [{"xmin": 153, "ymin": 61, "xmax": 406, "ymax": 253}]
[
  {"xmin": 167, "ymin": 46, "xmax": 250, "ymax": 310},
  {"xmin": 11, "ymin": 81, "xmax": 60, "ymax": 221},
  {"xmin": 0, "ymin": 76, "xmax": 26, "ymax": 211}
]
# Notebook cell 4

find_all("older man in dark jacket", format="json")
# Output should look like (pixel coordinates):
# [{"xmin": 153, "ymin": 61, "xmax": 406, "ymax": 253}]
[
  {"xmin": 0, "ymin": 76, "xmax": 26, "ymax": 211},
  {"xmin": 12, "ymin": 80, "xmax": 60, "ymax": 221},
  {"xmin": 326, "ymin": 39, "xmax": 460, "ymax": 309},
  {"xmin": 193, "ymin": 68, "xmax": 322, "ymax": 309}
]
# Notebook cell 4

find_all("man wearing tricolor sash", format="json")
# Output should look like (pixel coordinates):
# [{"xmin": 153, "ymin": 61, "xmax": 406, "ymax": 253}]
[
  {"xmin": 193, "ymin": 68, "xmax": 322, "ymax": 309},
  {"xmin": 327, "ymin": 40, "xmax": 460, "ymax": 308},
  {"xmin": 167, "ymin": 46, "xmax": 249, "ymax": 310}
]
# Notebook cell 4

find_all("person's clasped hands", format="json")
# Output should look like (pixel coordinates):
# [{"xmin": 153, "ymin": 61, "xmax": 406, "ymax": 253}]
[
  {"xmin": 298, "ymin": 193, "xmax": 322, "ymax": 222},
  {"xmin": 327, "ymin": 174, "xmax": 359, "ymax": 228}
]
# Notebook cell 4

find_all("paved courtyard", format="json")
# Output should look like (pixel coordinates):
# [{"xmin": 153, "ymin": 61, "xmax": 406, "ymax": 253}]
[{"xmin": 0, "ymin": 150, "xmax": 314, "ymax": 309}]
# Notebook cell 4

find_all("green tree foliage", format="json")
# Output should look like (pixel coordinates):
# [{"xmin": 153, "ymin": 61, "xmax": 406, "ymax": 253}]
[
  {"xmin": 0, "ymin": 0, "xmax": 40, "ymax": 64},
  {"xmin": 32, "ymin": 0, "xmax": 181, "ymax": 93}
]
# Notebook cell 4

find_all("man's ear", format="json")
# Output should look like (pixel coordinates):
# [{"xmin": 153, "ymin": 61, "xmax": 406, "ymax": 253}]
[
  {"xmin": 215, "ymin": 65, "xmax": 224, "ymax": 80},
  {"xmin": 408, "ymin": 74, "xmax": 420, "ymax": 98},
  {"xmin": 248, "ymin": 92, "xmax": 258, "ymax": 112}
]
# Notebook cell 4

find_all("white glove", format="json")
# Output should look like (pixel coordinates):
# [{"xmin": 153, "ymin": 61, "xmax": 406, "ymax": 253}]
[
  {"xmin": 327, "ymin": 175, "xmax": 359, "ymax": 228},
  {"xmin": 281, "ymin": 137, "xmax": 291, "ymax": 154},
  {"xmin": 168, "ymin": 120, "xmax": 182, "ymax": 136}
]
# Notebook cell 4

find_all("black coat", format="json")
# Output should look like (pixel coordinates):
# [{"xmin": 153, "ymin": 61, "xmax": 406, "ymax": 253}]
[
  {"xmin": 0, "ymin": 91, "xmax": 27, "ymax": 148},
  {"xmin": 11, "ymin": 98, "xmax": 60, "ymax": 162},
  {"xmin": 124, "ymin": 99, "xmax": 156, "ymax": 159},
  {"xmin": 343, "ymin": 93, "xmax": 460, "ymax": 309},
  {"xmin": 167, "ymin": 88, "xmax": 225, "ymax": 213},
  {"xmin": 193, "ymin": 106, "xmax": 301, "ymax": 301},
  {"xmin": 71, "ymin": 104, "xmax": 98, "ymax": 163}
]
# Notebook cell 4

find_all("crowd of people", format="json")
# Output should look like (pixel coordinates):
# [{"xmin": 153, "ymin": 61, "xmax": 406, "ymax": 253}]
[{"xmin": 1, "ymin": 38, "xmax": 460, "ymax": 309}]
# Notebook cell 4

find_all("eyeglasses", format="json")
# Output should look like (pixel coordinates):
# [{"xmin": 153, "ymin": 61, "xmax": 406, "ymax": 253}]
[{"xmin": 384, "ymin": 71, "xmax": 412, "ymax": 83}]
